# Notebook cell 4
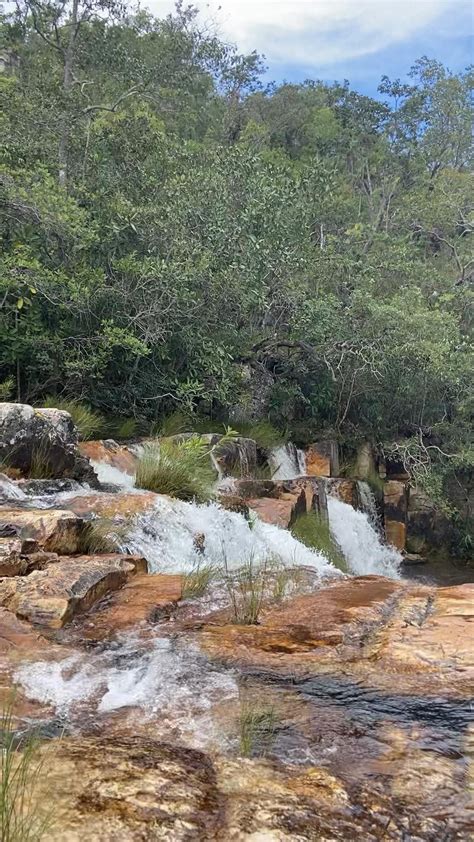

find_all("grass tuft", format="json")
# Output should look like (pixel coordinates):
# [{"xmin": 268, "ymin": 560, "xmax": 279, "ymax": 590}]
[
  {"xmin": 182, "ymin": 561, "xmax": 216, "ymax": 599},
  {"xmin": 222, "ymin": 553, "xmax": 269, "ymax": 625},
  {"xmin": 235, "ymin": 421, "xmax": 286, "ymax": 452},
  {"xmin": 135, "ymin": 438, "xmax": 216, "ymax": 502},
  {"xmin": 291, "ymin": 511, "xmax": 347, "ymax": 572},
  {"xmin": 41, "ymin": 398, "xmax": 103, "ymax": 441},
  {"xmin": 238, "ymin": 701, "xmax": 277, "ymax": 758},
  {"xmin": 78, "ymin": 518, "xmax": 130, "ymax": 554},
  {"xmin": 27, "ymin": 440, "xmax": 55, "ymax": 480},
  {"xmin": 0, "ymin": 697, "xmax": 54, "ymax": 841}
]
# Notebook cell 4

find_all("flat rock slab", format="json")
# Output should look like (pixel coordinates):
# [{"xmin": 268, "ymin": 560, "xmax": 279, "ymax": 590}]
[
  {"xmin": 197, "ymin": 576, "xmax": 474, "ymax": 698},
  {"xmin": 66, "ymin": 491, "xmax": 157, "ymax": 519},
  {"xmin": 75, "ymin": 573, "xmax": 183, "ymax": 641},
  {"xmin": 0, "ymin": 554, "xmax": 146, "ymax": 628},
  {"xmin": 0, "ymin": 508, "xmax": 83, "ymax": 554}
]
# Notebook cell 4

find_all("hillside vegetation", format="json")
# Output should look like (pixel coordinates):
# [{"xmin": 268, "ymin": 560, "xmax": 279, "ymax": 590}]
[{"xmin": 0, "ymin": 2, "xmax": 472, "ymax": 526}]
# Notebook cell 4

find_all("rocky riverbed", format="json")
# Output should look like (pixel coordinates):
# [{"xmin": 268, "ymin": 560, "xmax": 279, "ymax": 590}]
[{"xmin": 0, "ymin": 404, "xmax": 473, "ymax": 840}]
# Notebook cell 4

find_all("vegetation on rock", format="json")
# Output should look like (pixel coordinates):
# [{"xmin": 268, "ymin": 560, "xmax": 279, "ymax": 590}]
[{"xmin": 135, "ymin": 438, "xmax": 216, "ymax": 501}]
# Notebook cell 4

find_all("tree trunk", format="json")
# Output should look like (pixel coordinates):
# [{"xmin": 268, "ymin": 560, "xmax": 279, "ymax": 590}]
[{"xmin": 58, "ymin": 0, "xmax": 79, "ymax": 187}]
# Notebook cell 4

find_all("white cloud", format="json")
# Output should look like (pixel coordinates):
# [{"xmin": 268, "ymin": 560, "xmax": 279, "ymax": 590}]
[{"xmin": 147, "ymin": 0, "xmax": 469, "ymax": 68}]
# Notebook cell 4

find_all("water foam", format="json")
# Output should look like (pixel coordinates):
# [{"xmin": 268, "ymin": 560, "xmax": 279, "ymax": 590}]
[
  {"xmin": 122, "ymin": 496, "xmax": 336, "ymax": 576},
  {"xmin": 328, "ymin": 496, "xmax": 401, "ymax": 578},
  {"xmin": 15, "ymin": 634, "xmax": 238, "ymax": 749},
  {"xmin": 269, "ymin": 443, "xmax": 305, "ymax": 480}
]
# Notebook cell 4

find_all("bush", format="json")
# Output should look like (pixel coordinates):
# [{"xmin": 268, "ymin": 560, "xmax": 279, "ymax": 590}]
[
  {"xmin": 41, "ymin": 398, "xmax": 103, "ymax": 441},
  {"xmin": 291, "ymin": 511, "xmax": 347, "ymax": 572},
  {"xmin": 135, "ymin": 438, "xmax": 216, "ymax": 501}
]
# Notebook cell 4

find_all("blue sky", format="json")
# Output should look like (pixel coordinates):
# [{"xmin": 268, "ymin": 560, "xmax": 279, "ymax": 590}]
[{"xmin": 149, "ymin": 0, "xmax": 473, "ymax": 97}]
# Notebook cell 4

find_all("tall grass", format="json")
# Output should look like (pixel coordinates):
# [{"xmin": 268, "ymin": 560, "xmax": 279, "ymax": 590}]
[
  {"xmin": 1, "ymin": 700, "xmax": 54, "ymax": 842},
  {"xmin": 182, "ymin": 561, "xmax": 216, "ymax": 599},
  {"xmin": 41, "ymin": 398, "xmax": 103, "ymax": 441},
  {"xmin": 135, "ymin": 438, "xmax": 216, "ymax": 502},
  {"xmin": 291, "ymin": 511, "xmax": 347, "ymax": 572},
  {"xmin": 27, "ymin": 440, "xmax": 55, "ymax": 480},
  {"xmin": 235, "ymin": 421, "xmax": 286, "ymax": 452},
  {"xmin": 78, "ymin": 517, "xmax": 130, "ymax": 554},
  {"xmin": 222, "ymin": 552, "xmax": 270, "ymax": 624},
  {"xmin": 238, "ymin": 701, "xmax": 277, "ymax": 757}
]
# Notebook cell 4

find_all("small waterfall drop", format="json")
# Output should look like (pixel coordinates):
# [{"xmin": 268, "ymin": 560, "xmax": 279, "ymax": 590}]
[
  {"xmin": 356, "ymin": 480, "xmax": 379, "ymax": 527},
  {"xmin": 123, "ymin": 497, "xmax": 337, "ymax": 577},
  {"xmin": 0, "ymin": 474, "xmax": 27, "ymax": 501},
  {"xmin": 90, "ymin": 460, "xmax": 137, "ymax": 491},
  {"xmin": 269, "ymin": 443, "xmax": 304, "ymax": 480},
  {"xmin": 328, "ymin": 496, "xmax": 401, "ymax": 579}
]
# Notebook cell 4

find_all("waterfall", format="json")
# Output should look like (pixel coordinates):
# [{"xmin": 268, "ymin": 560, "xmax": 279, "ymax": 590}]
[
  {"xmin": 269, "ymin": 443, "xmax": 304, "ymax": 480},
  {"xmin": 328, "ymin": 496, "xmax": 401, "ymax": 578},
  {"xmin": 0, "ymin": 473, "xmax": 27, "ymax": 501},
  {"xmin": 123, "ymin": 497, "xmax": 337, "ymax": 577},
  {"xmin": 356, "ymin": 480, "xmax": 379, "ymax": 527},
  {"xmin": 90, "ymin": 460, "xmax": 137, "ymax": 490}
]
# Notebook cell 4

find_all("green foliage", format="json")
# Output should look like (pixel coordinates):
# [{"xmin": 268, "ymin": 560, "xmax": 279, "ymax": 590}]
[
  {"xmin": 41, "ymin": 398, "xmax": 103, "ymax": 441},
  {"xmin": 291, "ymin": 512, "xmax": 347, "ymax": 572},
  {"xmin": 0, "ymin": 697, "xmax": 54, "ymax": 841},
  {"xmin": 135, "ymin": 438, "xmax": 216, "ymax": 502},
  {"xmin": 0, "ymin": 0, "xmax": 471, "ymax": 521},
  {"xmin": 27, "ymin": 439, "xmax": 55, "ymax": 479},
  {"xmin": 0, "ymin": 378, "xmax": 14, "ymax": 401},
  {"xmin": 222, "ymin": 553, "xmax": 271, "ymax": 624},
  {"xmin": 235, "ymin": 421, "xmax": 286, "ymax": 452}
]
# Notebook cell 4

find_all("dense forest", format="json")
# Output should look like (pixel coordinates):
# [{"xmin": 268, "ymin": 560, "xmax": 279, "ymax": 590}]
[{"xmin": 0, "ymin": 2, "xmax": 472, "ymax": 517}]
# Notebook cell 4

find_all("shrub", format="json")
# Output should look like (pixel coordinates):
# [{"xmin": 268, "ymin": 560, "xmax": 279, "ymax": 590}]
[
  {"xmin": 0, "ymin": 698, "xmax": 54, "ymax": 841},
  {"xmin": 291, "ymin": 511, "xmax": 347, "ymax": 573},
  {"xmin": 135, "ymin": 438, "xmax": 216, "ymax": 501},
  {"xmin": 41, "ymin": 398, "xmax": 103, "ymax": 441},
  {"xmin": 0, "ymin": 377, "xmax": 14, "ymax": 401}
]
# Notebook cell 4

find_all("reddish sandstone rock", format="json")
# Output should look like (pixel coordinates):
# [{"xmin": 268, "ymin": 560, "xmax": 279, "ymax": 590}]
[
  {"xmin": 0, "ymin": 554, "xmax": 146, "ymax": 628},
  {"xmin": 66, "ymin": 491, "xmax": 157, "ymax": 519},
  {"xmin": 305, "ymin": 441, "xmax": 339, "ymax": 477},
  {"xmin": 79, "ymin": 439, "xmax": 138, "ymax": 476},
  {"xmin": 384, "ymin": 480, "xmax": 408, "ymax": 550},
  {"xmin": 75, "ymin": 573, "xmax": 183, "ymax": 641},
  {"xmin": 326, "ymin": 478, "xmax": 359, "ymax": 507},
  {"xmin": 196, "ymin": 577, "xmax": 474, "ymax": 699},
  {"xmin": 0, "ymin": 536, "xmax": 25, "ymax": 576},
  {"xmin": 0, "ymin": 508, "xmax": 84, "ymax": 554}
]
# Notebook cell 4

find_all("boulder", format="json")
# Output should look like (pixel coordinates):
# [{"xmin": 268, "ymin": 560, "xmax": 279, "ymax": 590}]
[
  {"xmin": 65, "ymin": 491, "xmax": 157, "ymax": 519},
  {"xmin": 79, "ymin": 439, "xmax": 138, "ymax": 477},
  {"xmin": 0, "ymin": 536, "xmax": 25, "ymax": 576},
  {"xmin": 305, "ymin": 440, "xmax": 339, "ymax": 477},
  {"xmin": 0, "ymin": 508, "xmax": 84, "ymax": 554},
  {"xmin": 73, "ymin": 573, "xmax": 183, "ymax": 641},
  {"xmin": 0, "ymin": 554, "xmax": 146, "ymax": 628},
  {"xmin": 326, "ymin": 478, "xmax": 358, "ymax": 507},
  {"xmin": 231, "ymin": 477, "xmax": 328, "ymax": 529},
  {"xmin": 0, "ymin": 402, "xmax": 99, "ymax": 486}
]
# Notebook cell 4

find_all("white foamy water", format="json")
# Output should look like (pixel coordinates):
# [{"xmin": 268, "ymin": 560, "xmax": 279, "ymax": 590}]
[
  {"xmin": 90, "ymin": 460, "xmax": 137, "ymax": 490},
  {"xmin": 122, "ymin": 496, "xmax": 337, "ymax": 576},
  {"xmin": 269, "ymin": 443, "xmax": 306, "ymax": 480},
  {"xmin": 15, "ymin": 635, "xmax": 238, "ymax": 749},
  {"xmin": 328, "ymin": 496, "xmax": 401, "ymax": 578},
  {"xmin": 0, "ymin": 473, "xmax": 27, "ymax": 500}
]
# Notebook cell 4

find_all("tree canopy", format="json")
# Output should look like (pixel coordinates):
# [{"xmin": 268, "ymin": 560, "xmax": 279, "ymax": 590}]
[{"xmin": 1, "ymin": 2, "xmax": 472, "ymax": 516}]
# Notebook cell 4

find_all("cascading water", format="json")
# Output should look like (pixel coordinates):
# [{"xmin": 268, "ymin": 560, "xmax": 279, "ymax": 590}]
[
  {"xmin": 15, "ymin": 633, "xmax": 239, "ymax": 750},
  {"xmin": 122, "ymin": 496, "xmax": 337, "ymax": 577},
  {"xmin": 328, "ymin": 496, "xmax": 402, "ymax": 578},
  {"xmin": 269, "ymin": 443, "xmax": 305, "ymax": 480},
  {"xmin": 356, "ymin": 480, "xmax": 380, "ymax": 528}
]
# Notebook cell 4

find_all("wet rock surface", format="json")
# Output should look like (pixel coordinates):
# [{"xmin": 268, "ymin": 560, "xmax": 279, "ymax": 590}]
[{"xmin": 0, "ymin": 554, "xmax": 146, "ymax": 628}]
